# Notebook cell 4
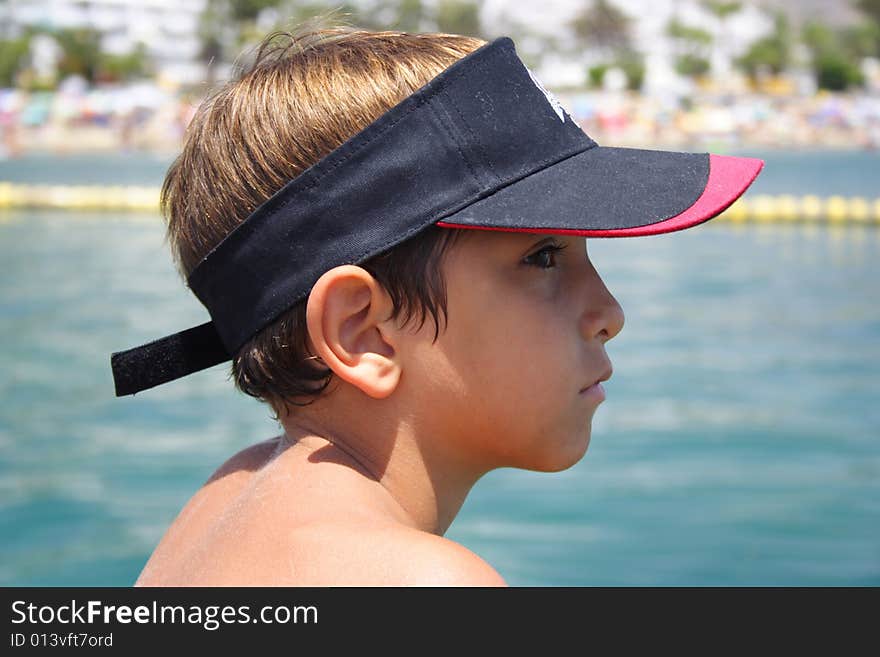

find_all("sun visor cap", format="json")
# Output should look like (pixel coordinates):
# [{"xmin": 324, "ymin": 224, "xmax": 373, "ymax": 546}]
[{"xmin": 110, "ymin": 35, "xmax": 763, "ymax": 396}]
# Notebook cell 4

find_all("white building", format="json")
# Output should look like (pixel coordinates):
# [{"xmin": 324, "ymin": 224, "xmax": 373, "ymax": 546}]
[{"xmin": 2, "ymin": 0, "xmax": 207, "ymax": 85}]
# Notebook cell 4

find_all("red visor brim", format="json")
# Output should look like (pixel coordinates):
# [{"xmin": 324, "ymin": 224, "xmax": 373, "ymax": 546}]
[{"xmin": 436, "ymin": 154, "xmax": 764, "ymax": 237}]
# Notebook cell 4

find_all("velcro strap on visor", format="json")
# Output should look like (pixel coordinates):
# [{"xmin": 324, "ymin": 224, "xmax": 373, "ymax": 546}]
[{"xmin": 110, "ymin": 322, "xmax": 228, "ymax": 396}]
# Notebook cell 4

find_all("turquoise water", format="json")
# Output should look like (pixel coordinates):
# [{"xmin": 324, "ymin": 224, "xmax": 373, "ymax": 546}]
[
  {"xmin": 1, "ymin": 148, "xmax": 878, "ymax": 196},
  {"xmin": 1, "ymin": 152, "xmax": 878, "ymax": 585}
]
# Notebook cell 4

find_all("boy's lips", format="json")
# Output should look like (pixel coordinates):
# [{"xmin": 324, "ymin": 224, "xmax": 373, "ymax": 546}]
[{"xmin": 580, "ymin": 365, "xmax": 613, "ymax": 394}]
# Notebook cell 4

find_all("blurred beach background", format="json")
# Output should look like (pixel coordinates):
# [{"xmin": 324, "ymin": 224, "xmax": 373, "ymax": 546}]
[{"xmin": 1, "ymin": 0, "xmax": 878, "ymax": 586}]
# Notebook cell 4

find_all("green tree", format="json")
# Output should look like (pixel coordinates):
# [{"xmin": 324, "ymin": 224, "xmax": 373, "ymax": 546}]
[
  {"xmin": 675, "ymin": 53, "xmax": 710, "ymax": 77},
  {"xmin": 570, "ymin": 0, "xmax": 633, "ymax": 59},
  {"xmin": 815, "ymin": 50, "xmax": 864, "ymax": 89},
  {"xmin": 855, "ymin": 0, "xmax": 880, "ymax": 24},
  {"xmin": 802, "ymin": 20, "xmax": 836, "ymax": 55},
  {"xmin": 38, "ymin": 28, "xmax": 152, "ymax": 85},
  {"xmin": 587, "ymin": 63, "xmax": 608, "ymax": 88},
  {"xmin": 0, "ymin": 35, "xmax": 30, "ymax": 87},
  {"xmin": 735, "ymin": 11, "xmax": 790, "ymax": 78},
  {"xmin": 701, "ymin": 1, "xmax": 742, "ymax": 20},
  {"xmin": 666, "ymin": 19, "xmax": 713, "ymax": 46},
  {"xmin": 570, "ymin": 0, "xmax": 641, "ymax": 89},
  {"xmin": 391, "ymin": 0, "xmax": 426, "ymax": 32},
  {"xmin": 53, "ymin": 27, "xmax": 103, "ymax": 82},
  {"xmin": 435, "ymin": 0, "xmax": 482, "ymax": 37},
  {"xmin": 197, "ymin": 0, "xmax": 235, "ymax": 85},
  {"xmin": 842, "ymin": 19, "xmax": 880, "ymax": 58},
  {"xmin": 229, "ymin": 0, "xmax": 281, "ymax": 22},
  {"xmin": 802, "ymin": 19, "xmax": 865, "ymax": 90},
  {"xmin": 667, "ymin": 18, "xmax": 713, "ymax": 78},
  {"xmin": 98, "ymin": 42, "xmax": 150, "ymax": 82},
  {"xmin": 617, "ymin": 50, "xmax": 645, "ymax": 90},
  {"xmin": 587, "ymin": 55, "xmax": 644, "ymax": 90}
]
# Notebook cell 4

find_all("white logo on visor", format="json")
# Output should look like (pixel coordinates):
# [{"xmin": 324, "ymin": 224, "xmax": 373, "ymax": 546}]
[{"xmin": 526, "ymin": 67, "xmax": 566, "ymax": 123}]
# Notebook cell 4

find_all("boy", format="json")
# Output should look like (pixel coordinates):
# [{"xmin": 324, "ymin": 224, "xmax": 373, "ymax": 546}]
[{"xmin": 112, "ymin": 24, "xmax": 762, "ymax": 586}]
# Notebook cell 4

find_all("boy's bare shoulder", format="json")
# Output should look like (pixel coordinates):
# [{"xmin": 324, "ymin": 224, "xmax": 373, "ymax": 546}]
[
  {"xmin": 278, "ymin": 523, "xmax": 508, "ymax": 587},
  {"xmin": 394, "ymin": 531, "xmax": 508, "ymax": 587},
  {"xmin": 138, "ymin": 436, "xmax": 506, "ymax": 586},
  {"xmin": 205, "ymin": 435, "xmax": 284, "ymax": 483}
]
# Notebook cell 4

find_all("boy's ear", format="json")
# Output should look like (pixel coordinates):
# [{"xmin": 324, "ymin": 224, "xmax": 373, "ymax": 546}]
[{"xmin": 305, "ymin": 265, "xmax": 401, "ymax": 399}]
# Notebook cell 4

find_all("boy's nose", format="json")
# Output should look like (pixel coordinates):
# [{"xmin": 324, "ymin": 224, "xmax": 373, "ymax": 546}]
[
  {"xmin": 600, "ymin": 297, "xmax": 625, "ymax": 343},
  {"xmin": 579, "ymin": 282, "xmax": 625, "ymax": 344}
]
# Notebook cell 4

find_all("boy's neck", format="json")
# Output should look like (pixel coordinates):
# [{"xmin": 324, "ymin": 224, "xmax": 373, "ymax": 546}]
[{"xmin": 277, "ymin": 395, "xmax": 486, "ymax": 536}]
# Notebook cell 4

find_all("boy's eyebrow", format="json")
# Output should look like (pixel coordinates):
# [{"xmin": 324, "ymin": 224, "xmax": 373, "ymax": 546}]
[
  {"xmin": 524, "ymin": 235, "xmax": 566, "ymax": 250},
  {"xmin": 520, "ymin": 234, "xmax": 589, "ymax": 257},
  {"xmin": 525, "ymin": 236, "xmax": 558, "ymax": 250}
]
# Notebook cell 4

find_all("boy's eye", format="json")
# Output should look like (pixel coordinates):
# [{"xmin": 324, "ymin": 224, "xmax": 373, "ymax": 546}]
[{"xmin": 523, "ymin": 242, "xmax": 568, "ymax": 270}]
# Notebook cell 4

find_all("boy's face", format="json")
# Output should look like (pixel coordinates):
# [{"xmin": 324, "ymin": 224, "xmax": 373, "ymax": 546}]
[{"xmin": 406, "ymin": 230, "xmax": 625, "ymax": 473}]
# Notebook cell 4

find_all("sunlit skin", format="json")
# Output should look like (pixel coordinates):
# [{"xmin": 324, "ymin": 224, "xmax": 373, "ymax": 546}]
[{"xmin": 134, "ymin": 230, "xmax": 624, "ymax": 586}]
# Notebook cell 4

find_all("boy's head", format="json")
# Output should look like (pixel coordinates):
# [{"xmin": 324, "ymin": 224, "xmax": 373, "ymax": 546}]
[
  {"xmin": 162, "ymin": 25, "xmax": 487, "ymax": 419},
  {"xmin": 113, "ymin": 23, "xmax": 762, "ymax": 471}
]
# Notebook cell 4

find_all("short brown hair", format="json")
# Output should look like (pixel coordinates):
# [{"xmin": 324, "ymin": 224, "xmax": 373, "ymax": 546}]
[{"xmin": 161, "ymin": 18, "xmax": 486, "ymax": 419}]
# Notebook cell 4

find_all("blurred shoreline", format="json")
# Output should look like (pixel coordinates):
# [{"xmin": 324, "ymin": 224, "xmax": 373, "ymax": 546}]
[{"xmin": 2, "ymin": 85, "xmax": 878, "ymax": 158}]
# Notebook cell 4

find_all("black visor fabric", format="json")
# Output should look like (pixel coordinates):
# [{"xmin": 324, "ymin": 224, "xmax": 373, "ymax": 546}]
[{"xmin": 111, "ymin": 35, "xmax": 762, "ymax": 397}]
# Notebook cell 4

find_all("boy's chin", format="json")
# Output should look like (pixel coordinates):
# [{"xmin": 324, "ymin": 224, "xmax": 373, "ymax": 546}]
[{"xmin": 524, "ymin": 432, "xmax": 592, "ymax": 473}]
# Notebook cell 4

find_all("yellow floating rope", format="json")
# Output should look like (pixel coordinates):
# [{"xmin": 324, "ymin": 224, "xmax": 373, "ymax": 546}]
[{"xmin": 0, "ymin": 182, "xmax": 878, "ymax": 223}]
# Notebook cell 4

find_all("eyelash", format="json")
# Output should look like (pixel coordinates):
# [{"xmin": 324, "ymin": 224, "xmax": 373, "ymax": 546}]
[{"xmin": 523, "ymin": 242, "xmax": 569, "ymax": 270}]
